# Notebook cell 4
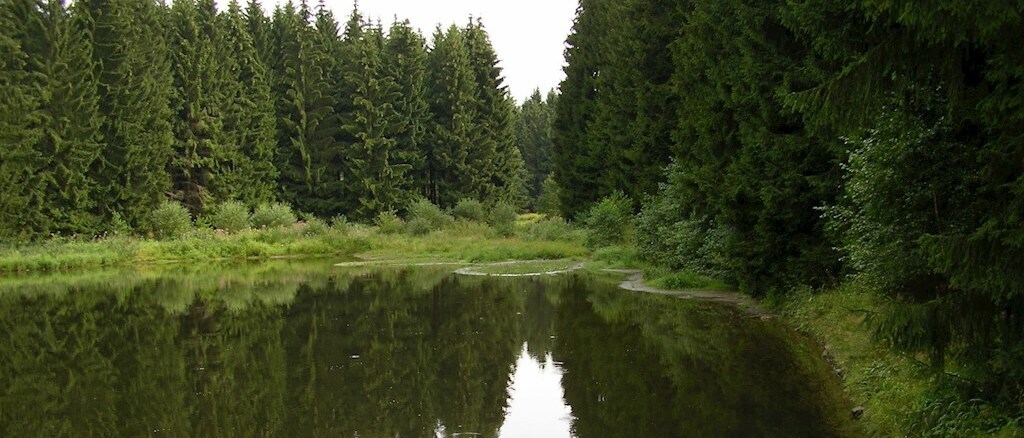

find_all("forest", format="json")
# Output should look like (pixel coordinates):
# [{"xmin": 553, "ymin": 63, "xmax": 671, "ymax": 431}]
[
  {"xmin": 0, "ymin": 0, "xmax": 552, "ymax": 239},
  {"xmin": 554, "ymin": 0, "xmax": 1024, "ymax": 432},
  {"xmin": 2, "ymin": 0, "xmax": 1024, "ymax": 435}
]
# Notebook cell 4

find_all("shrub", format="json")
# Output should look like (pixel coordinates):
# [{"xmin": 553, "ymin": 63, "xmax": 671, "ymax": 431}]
[
  {"xmin": 452, "ymin": 198, "xmax": 487, "ymax": 222},
  {"xmin": 108, "ymin": 211, "xmax": 131, "ymax": 235},
  {"xmin": 374, "ymin": 210, "xmax": 404, "ymax": 234},
  {"xmin": 488, "ymin": 202, "xmax": 518, "ymax": 237},
  {"xmin": 303, "ymin": 217, "xmax": 329, "ymax": 237},
  {"xmin": 536, "ymin": 174, "xmax": 561, "ymax": 216},
  {"xmin": 581, "ymin": 191, "xmax": 632, "ymax": 248},
  {"xmin": 252, "ymin": 202, "xmax": 296, "ymax": 229},
  {"xmin": 149, "ymin": 201, "xmax": 192, "ymax": 240},
  {"xmin": 521, "ymin": 217, "xmax": 582, "ymax": 242},
  {"xmin": 210, "ymin": 201, "xmax": 251, "ymax": 233},
  {"xmin": 406, "ymin": 198, "xmax": 453, "ymax": 232}
]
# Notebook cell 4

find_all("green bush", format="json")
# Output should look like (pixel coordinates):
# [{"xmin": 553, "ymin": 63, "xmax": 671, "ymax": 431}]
[
  {"xmin": 108, "ymin": 211, "xmax": 131, "ymax": 236},
  {"xmin": 210, "ymin": 201, "xmax": 251, "ymax": 233},
  {"xmin": 303, "ymin": 217, "xmax": 329, "ymax": 237},
  {"xmin": 406, "ymin": 198, "xmax": 453, "ymax": 232},
  {"xmin": 581, "ymin": 192, "xmax": 632, "ymax": 248},
  {"xmin": 149, "ymin": 201, "xmax": 192, "ymax": 240},
  {"xmin": 252, "ymin": 202, "xmax": 296, "ymax": 229},
  {"xmin": 521, "ymin": 217, "xmax": 581, "ymax": 242},
  {"xmin": 452, "ymin": 198, "xmax": 487, "ymax": 222},
  {"xmin": 488, "ymin": 202, "xmax": 518, "ymax": 237},
  {"xmin": 536, "ymin": 174, "xmax": 561, "ymax": 216},
  {"xmin": 374, "ymin": 210, "xmax": 404, "ymax": 234}
]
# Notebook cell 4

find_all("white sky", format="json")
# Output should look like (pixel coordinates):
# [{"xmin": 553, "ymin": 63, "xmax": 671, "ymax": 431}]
[{"xmin": 260, "ymin": 0, "xmax": 579, "ymax": 103}]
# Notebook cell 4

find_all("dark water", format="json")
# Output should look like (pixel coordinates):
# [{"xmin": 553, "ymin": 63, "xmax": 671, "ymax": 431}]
[{"xmin": 0, "ymin": 260, "xmax": 857, "ymax": 437}]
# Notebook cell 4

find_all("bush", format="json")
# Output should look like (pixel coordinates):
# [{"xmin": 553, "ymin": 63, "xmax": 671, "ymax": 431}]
[
  {"xmin": 252, "ymin": 202, "xmax": 296, "ymax": 229},
  {"xmin": 581, "ymin": 192, "xmax": 632, "ymax": 248},
  {"xmin": 536, "ymin": 174, "xmax": 561, "ymax": 216},
  {"xmin": 210, "ymin": 201, "xmax": 251, "ymax": 233},
  {"xmin": 488, "ymin": 202, "xmax": 518, "ymax": 237},
  {"xmin": 521, "ymin": 217, "xmax": 581, "ymax": 242},
  {"xmin": 452, "ymin": 198, "xmax": 487, "ymax": 222},
  {"xmin": 149, "ymin": 201, "xmax": 192, "ymax": 240},
  {"xmin": 108, "ymin": 211, "xmax": 131, "ymax": 236},
  {"xmin": 406, "ymin": 198, "xmax": 453, "ymax": 232},
  {"xmin": 302, "ymin": 217, "xmax": 329, "ymax": 237},
  {"xmin": 374, "ymin": 210, "xmax": 404, "ymax": 234}
]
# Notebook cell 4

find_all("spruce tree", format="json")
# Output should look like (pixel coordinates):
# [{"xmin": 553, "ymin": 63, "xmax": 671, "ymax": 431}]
[
  {"xmin": 0, "ymin": 0, "xmax": 45, "ymax": 241},
  {"xmin": 220, "ymin": 0, "xmax": 278, "ymax": 205},
  {"xmin": 82, "ymin": 0, "xmax": 175, "ymax": 227},
  {"xmin": 343, "ymin": 24, "xmax": 409, "ymax": 220},
  {"xmin": 424, "ymin": 25, "xmax": 476, "ymax": 207},
  {"xmin": 383, "ymin": 19, "xmax": 430, "ymax": 201},
  {"xmin": 36, "ymin": 0, "xmax": 105, "ymax": 235},
  {"xmin": 515, "ymin": 89, "xmax": 556, "ymax": 207},
  {"xmin": 551, "ymin": 0, "xmax": 609, "ymax": 218},
  {"xmin": 463, "ymin": 20, "xmax": 526, "ymax": 206}
]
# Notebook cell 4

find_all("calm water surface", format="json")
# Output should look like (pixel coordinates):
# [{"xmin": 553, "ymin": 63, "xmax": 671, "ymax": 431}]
[{"xmin": 0, "ymin": 260, "xmax": 856, "ymax": 437}]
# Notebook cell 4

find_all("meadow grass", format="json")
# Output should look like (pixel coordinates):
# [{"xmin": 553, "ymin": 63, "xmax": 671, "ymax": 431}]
[
  {"xmin": 772, "ymin": 284, "xmax": 935, "ymax": 436},
  {"xmin": 0, "ymin": 217, "xmax": 587, "ymax": 274}
]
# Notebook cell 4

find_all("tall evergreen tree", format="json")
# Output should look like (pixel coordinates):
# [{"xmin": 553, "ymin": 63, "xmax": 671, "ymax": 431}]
[
  {"xmin": 343, "ymin": 24, "xmax": 409, "ymax": 219},
  {"xmin": 552, "ymin": 0, "xmax": 610, "ymax": 218},
  {"xmin": 219, "ymin": 0, "xmax": 278, "ymax": 205},
  {"xmin": 271, "ymin": 0, "xmax": 338, "ymax": 216},
  {"xmin": 463, "ymin": 20, "xmax": 526, "ymax": 206},
  {"xmin": 383, "ymin": 19, "xmax": 430, "ymax": 201},
  {"xmin": 0, "ymin": 0, "xmax": 46, "ymax": 241},
  {"xmin": 82, "ymin": 0, "xmax": 175, "ymax": 227},
  {"xmin": 515, "ymin": 89, "xmax": 556, "ymax": 206},
  {"xmin": 424, "ymin": 25, "xmax": 476, "ymax": 207},
  {"xmin": 35, "ymin": 0, "xmax": 105, "ymax": 235}
]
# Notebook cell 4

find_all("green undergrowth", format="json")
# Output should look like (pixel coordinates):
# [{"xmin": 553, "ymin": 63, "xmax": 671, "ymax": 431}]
[
  {"xmin": 772, "ymin": 284, "xmax": 1024, "ymax": 437},
  {"xmin": 0, "ymin": 215, "xmax": 588, "ymax": 274},
  {"xmin": 355, "ymin": 221, "xmax": 587, "ymax": 262},
  {"xmin": 471, "ymin": 259, "xmax": 580, "ymax": 275}
]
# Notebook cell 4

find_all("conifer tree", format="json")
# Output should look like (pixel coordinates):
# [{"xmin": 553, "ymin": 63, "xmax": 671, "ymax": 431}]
[
  {"xmin": 82, "ymin": 0, "xmax": 175, "ymax": 227},
  {"xmin": 272, "ymin": 0, "xmax": 338, "ymax": 216},
  {"xmin": 552, "ymin": 0, "xmax": 610, "ymax": 218},
  {"xmin": 168, "ymin": 0, "xmax": 225, "ymax": 213},
  {"xmin": 463, "ymin": 20, "xmax": 526, "ymax": 206},
  {"xmin": 516, "ymin": 89, "xmax": 556, "ymax": 206},
  {"xmin": 424, "ymin": 25, "xmax": 476, "ymax": 207},
  {"xmin": 219, "ymin": 0, "xmax": 278, "ymax": 205},
  {"xmin": 343, "ymin": 25, "xmax": 409, "ymax": 219},
  {"xmin": 383, "ymin": 19, "xmax": 430, "ymax": 201},
  {"xmin": 0, "ymin": 0, "xmax": 45, "ymax": 240},
  {"xmin": 35, "ymin": 0, "xmax": 105, "ymax": 235}
]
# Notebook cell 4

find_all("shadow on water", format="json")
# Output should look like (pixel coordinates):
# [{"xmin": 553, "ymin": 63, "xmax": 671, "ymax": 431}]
[{"xmin": 0, "ymin": 260, "xmax": 857, "ymax": 437}]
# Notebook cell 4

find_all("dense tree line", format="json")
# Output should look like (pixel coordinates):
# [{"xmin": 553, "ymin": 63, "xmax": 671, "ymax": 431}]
[
  {"xmin": 0, "ymin": 0, "xmax": 526, "ymax": 239},
  {"xmin": 555, "ymin": 0, "xmax": 1024, "ymax": 423}
]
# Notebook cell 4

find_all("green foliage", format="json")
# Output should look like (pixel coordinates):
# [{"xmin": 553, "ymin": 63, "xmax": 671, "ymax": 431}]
[
  {"xmin": 251, "ymin": 203, "xmax": 296, "ymax": 229},
  {"xmin": 149, "ymin": 201, "xmax": 193, "ymax": 240},
  {"xmin": 452, "ymin": 198, "xmax": 486, "ymax": 222},
  {"xmin": 520, "ymin": 217, "xmax": 582, "ymax": 242},
  {"xmin": 373, "ymin": 210, "xmax": 404, "ymax": 235},
  {"xmin": 535, "ymin": 174, "xmax": 561, "ymax": 216},
  {"xmin": 487, "ymin": 202, "xmax": 517, "ymax": 237},
  {"xmin": 210, "ymin": 201, "xmax": 251, "ymax": 233},
  {"xmin": 302, "ymin": 217, "xmax": 329, "ymax": 237},
  {"xmin": 405, "ymin": 198, "xmax": 453, "ymax": 234},
  {"xmin": 581, "ymin": 192, "xmax": 632, "ymax": 249}
]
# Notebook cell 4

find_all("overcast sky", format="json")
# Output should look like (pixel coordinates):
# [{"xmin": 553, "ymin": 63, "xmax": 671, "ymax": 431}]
[{"xmin": 259, "ymin": 0, "xmax": 579, "ymax": 103}]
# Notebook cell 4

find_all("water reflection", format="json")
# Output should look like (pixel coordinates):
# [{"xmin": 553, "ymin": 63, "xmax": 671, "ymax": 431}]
[{"xmin": 0, "ymin": 261, "xmax": 856, "ymax": 437}]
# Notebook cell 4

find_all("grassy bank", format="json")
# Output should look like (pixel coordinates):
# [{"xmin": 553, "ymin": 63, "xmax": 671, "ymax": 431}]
[
  {"xmin": 773, "ymin": 285, "xmax": 1023, "ymax": 437},
  {"xmin": 0, "ymin": 217, "xmax": 587, "ymax": 274}
]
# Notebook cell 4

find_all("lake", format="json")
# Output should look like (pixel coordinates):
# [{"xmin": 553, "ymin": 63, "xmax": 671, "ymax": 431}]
[{"xmin": 0, "ymin": 260, "xmax": 857, "ymax": 437}]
